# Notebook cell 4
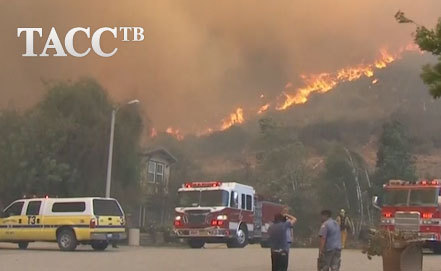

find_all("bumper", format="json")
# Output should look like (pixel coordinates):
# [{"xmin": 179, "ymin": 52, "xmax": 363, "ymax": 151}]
[
  {"xmin": 418, "ymin": 232, "xmax": 440, "ymax": 242},
  {"xmin": 174, "ymin": 228, "xmax": 230, "ymax": 238},
  {"xmin": 90, "ymin": 232, "xmax": 127, "ymax": 241}
]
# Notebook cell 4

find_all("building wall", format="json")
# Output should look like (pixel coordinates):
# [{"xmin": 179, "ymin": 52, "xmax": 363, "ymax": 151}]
[{"xmin": 137, "ymin": 153, "xmax": 173, "ymax": 227}]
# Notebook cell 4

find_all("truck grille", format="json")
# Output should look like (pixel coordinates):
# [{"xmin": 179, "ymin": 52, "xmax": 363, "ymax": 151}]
[
  {"xmin": 185, "ymin": 210, "xmax": 210, "ymax": 226},
  {"xmin": 395, "ymin": 212, "xmax": 420, "ymax": 232}
]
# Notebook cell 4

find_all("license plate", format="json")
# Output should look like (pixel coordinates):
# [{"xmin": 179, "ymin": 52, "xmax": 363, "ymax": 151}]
[
  {"xmin": 190, "ymin": 230, "xmax": 198, "ymax": 236},
  {"xmin": 107, "ymin": 234, "xmax": 113, "ymax": 238}
]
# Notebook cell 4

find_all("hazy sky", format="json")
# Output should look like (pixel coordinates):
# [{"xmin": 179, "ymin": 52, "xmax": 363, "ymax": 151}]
[{"xmin": 1, "ymin": 0, "xmax": 440, "ymax": 133}]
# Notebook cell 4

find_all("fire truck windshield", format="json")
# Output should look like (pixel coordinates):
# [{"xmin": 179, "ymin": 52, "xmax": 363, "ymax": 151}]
[
  {"xmin": 409, "ymin": 189, "xmax": 438, "ymax": 206},
  {"xmin": 177, "ymin": 190, "xmax": 230, "ymax": 207},
  {"xmin": 384, "ymin": 188, "xmax": 439, "ymax": 207}
]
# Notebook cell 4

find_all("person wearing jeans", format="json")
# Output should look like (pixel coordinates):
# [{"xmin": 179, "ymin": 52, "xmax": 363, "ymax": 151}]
[{"xmin": 318, "ymin": 210, "xmax": 342, "ymax": 271}]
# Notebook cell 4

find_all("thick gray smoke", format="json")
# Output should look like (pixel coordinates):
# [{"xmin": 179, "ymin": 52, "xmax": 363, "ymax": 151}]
[{"xmin": 0, "ymin": 0, "xmax": 440, "ymax": 133}]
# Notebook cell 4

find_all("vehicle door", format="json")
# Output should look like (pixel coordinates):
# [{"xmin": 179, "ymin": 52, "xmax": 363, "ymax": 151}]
[
  {"xmin": 228, "ymin": 191, "xmax": 241, "ymax": 227},
  {"xmin": 21, "ymin": 200, "xmax": 43, "ymax": 240},
  {"xmin": 0, "ymin": 201, "xmax": 25, "ymax": 241}
]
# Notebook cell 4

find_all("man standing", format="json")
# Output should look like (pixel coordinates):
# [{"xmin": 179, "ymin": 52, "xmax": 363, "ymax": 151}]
[
  {"xmin": 318, "ymin": 210, "xmax": 342, "ymax": 271},
  {"xmin": 268, "ymin": 212, "xmax": 297, "ymax": 271},
  {"xmin": 335, "ymin": 209, "xmax": 352, "ymax": 249}
]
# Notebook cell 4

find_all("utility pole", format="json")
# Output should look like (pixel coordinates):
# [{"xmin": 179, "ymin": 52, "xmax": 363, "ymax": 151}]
[
  {"xmin": 105, "ymin": 99, "xmax": 139, "ymax": 198},
  {"xmin": 105, "ymin": 109, "xmax": 116, "ymax": 198}
]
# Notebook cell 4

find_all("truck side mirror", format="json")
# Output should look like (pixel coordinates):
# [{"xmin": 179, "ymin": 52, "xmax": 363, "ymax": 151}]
[{"xmin": 372, "ymin": 196, "xmax": 381, "ymax": 210}]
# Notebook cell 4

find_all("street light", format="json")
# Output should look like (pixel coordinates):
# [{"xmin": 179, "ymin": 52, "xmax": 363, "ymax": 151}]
[{"xmin": 105, "ymin": 99, "xmax": 140, "ymax": 198}]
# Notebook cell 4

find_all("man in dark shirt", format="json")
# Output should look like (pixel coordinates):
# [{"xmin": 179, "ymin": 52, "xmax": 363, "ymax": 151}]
[{"xmin": 268, "ymin": 212, "xmax": 297, "ymax": 271}]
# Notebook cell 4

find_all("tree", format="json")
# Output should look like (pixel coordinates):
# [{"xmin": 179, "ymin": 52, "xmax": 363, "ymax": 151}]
[
  {"xmin": 374, "ymin": 121, "xmax": 416, "ymax": 186},
  {"xmin": 254, "ymin": 118, "xmax": 318, "ymax": 237},
  {"xmin": 0, "ymin": 78, "xmax": 143, "ymax": 207},
  {"xmin": 395, "ymin": 11, "xmax": 441, "ymax": 98},
  {"xmin": 319, "ymin": 145, "xmax": 371, "ymax": 233}
]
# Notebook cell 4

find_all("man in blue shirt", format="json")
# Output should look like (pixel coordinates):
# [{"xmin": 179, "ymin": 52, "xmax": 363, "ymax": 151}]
[
  {"xmin": 318, "ymin": 210, "xmax": 342, "ymax": 271},
  {"xmin": 268, "ymin": 212, "xmax": 297, "ymax": 271}
]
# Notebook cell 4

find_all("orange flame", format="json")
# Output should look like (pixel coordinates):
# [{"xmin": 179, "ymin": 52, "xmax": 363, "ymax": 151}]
[
  {"xmin": 275, "ymin": 47, "xmax": 414, "ymax": 110},
  {"xmin": 258, "ymin": 103, "xmax": 270, "ymax": 114},
  {"xmin": 166, "ymin": 127, "xmax": 184, "ymax": 141},
  {"xmin": 159, "ymin": 44, "xmax": 421, "ymax": 136},
  {"xmin": 374, "ymin": 49, "xmax": 395, "ymax": 69},
  {"xmin": 220, "ymin": 107, "xmax": 244, "ymax": 130},
  {"xmin": 150, "ymin": 127, "xmax": 158, "ymax": 138}
]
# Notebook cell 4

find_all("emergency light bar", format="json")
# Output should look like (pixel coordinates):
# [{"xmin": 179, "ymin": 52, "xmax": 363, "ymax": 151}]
[
  {"xmin": 388, "ymin": 180, "xmax": 409, "ymax": 185},
  {"xmin": 183, "ymin": 181, "xmax": 222, "ymax": 188},
  {"xmin": 417, "ymin": 179, "xmax": 440, "ymax": 185}
]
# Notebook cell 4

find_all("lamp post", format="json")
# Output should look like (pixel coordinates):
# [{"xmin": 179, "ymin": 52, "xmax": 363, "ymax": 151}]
[{"xmin": 105, "ymin": 99, "xmax": 139, "ymax": 198}]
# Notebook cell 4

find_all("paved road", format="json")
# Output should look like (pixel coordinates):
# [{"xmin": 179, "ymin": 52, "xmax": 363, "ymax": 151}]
[{"xmin": 0, "ymin": 243, "xmax": 439, "ymax": 271}]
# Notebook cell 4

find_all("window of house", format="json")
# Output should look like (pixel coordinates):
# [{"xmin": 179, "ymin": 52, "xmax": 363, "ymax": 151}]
[
  {"xmin": 246, "ymin": 195, "xmax": 253, "ymax": 211},
  {"xmin": 26, "ymin": 201, "xmax": 42, "ymax": 216},
  {"xmin": 241, "ymin": 194, "xmax": 246, "ymax": 209},
  {"xmin": 147, "ymin": 160, "xmax": 165, "ymax": 184},
  {"xmin": 148, "ymin": 161, "xmax": 156, "ymax": 183},
  {"xmin": 156, "ymin": 163, "xmax": 164, "ymax": 183}
]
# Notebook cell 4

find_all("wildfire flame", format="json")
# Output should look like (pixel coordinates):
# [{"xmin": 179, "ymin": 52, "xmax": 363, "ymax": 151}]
[
  {"xmin": 258, "ymin": 103, "xmax": 270, "ymax": 114},
  {"xmin": 152, "ymin": 44, "xmax": 422, "ymax": 137},
  {"xmin": 220, "ymin": 107, "xmax": 244, "ymax": 130},
  {"xmin": 275, "ymin": 47, "xmax": 412, "ymax": 110},
  {"xmin": 166, "ymin": 127, "xmax": 184, "ymax": 141},
  {"xmin": 150, "ymin": 127, "xmax": 157, "ymax": 138}
]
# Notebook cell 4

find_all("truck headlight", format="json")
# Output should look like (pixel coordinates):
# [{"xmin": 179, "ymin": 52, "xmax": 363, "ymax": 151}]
[
  {"xmin": 381, "ymin": 219, "xmax": 393, "ymax": 224},
  {"xmin": 422, "ymin": 220, "xmax": 439, "ymax": 225}
]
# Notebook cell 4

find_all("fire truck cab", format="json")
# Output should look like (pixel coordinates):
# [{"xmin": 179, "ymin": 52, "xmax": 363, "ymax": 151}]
[
  {"xmin": 375, "ymin": 179, "xmax": 441, "ymax": 254},
  {"xmin": 173, "ymin": 181, "xmax": 284, "ymax": 248}
]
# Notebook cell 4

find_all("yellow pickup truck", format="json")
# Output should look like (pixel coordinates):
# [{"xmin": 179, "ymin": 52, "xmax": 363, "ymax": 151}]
[{"xmin": 0, "ymin": 197, "xmax": 126, "ymax": 251}]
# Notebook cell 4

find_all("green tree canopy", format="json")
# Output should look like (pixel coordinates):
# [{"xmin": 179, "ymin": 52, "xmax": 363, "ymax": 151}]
[
  {"xmin": 374, "ymin": 120, "xmax": 416, "ymax": 186},
  {"xmin": 0, "ymin": 78, "xmax": 143, "ymax": 206},
  {"xmin": 396, "ymin": 11, "xmax": 441, "ymax": 98}
]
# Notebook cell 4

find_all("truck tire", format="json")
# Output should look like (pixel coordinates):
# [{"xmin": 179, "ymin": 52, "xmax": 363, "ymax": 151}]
[
  {"xmin": 57, "ymin": 228, "xmax": 78, "ymax": 251},
  {"xmin": 260, "ymin": 240, "xmax": 270, "ymax": 248},
  {"xmin": 91, "ymin": 241, "xmax": 109, "ymax": 251},
  {"xmin": 227, "ymin": 224, "xmax": 248, "ymax": 248},
  {"xmin": 433, "ymin": 243, "xmax": 441, "ymax": 255},
  {"xmin": 18, "ymin": 242, "xmax": 29, "ymax": 250},
  {"xmin": 188, "ymin": 239, "xmax": 205, "ymax": 248}
]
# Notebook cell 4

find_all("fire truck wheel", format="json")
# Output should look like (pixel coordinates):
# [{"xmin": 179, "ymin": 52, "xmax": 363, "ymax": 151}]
[
  {"xmin": 433, "ymin": 244, "xmax": 441, "ymax": 254},
  {"xmin": 188, "ymin": 239, "xmax": 205, "ymax": 249},
  {"xmin": 227, "ymin": 224, "xmax": 248, "ymax": 248},
  {"xmin": 18, "ymin": 242, "xmax": 29, "ymax": 250},
  {"xmin": 260, "ymin": 240, "xmax": 270, "ymax": 248}
]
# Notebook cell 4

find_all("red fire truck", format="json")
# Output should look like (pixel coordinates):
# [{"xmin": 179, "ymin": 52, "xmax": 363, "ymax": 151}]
[
  {"xmin": 173, "ymin": 181, "xmax": 285, "ymax": 248},
  {"xmin": 375, "ymin": 179, "xmax": 441, "ymax": 254}
]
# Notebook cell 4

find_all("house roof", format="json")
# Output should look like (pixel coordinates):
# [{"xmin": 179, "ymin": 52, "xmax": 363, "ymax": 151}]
[{"xmin": 140, "ymin": 147, "xmax": 177, "ymax": 164}]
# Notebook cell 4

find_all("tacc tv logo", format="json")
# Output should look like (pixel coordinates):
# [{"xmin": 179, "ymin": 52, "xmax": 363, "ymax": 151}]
[{"xmin": 17, "ymin": 27, "xmax": 145, "ymax": 57}]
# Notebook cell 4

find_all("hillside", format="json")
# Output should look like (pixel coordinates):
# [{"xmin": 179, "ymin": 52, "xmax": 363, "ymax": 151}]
[{"xmin": 151, "ymin": 52, "xmax": 441, "ymax": 178}]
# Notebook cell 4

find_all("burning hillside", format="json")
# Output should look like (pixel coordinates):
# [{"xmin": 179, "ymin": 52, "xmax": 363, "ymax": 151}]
[
  {"xmin": 154, "ymin": 44, "xmax": 422, "ymax": 140},
  {"xmin": 275, "ymin": 45, "xmax": 418, "ymax": 110}
]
